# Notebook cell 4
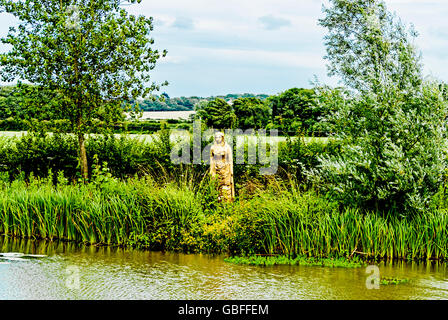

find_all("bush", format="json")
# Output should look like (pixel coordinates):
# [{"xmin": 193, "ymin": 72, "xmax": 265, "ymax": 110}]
[
  {"xmin": 0, "ymin": 174, "xmax": 447, "ymax": 260},
  {"xmin": 316, "ymin": 0, "xmax": 448, "ymax": 215},
  {"xmin": 278, "ymin": 137, "xmax": 341, "ymax": 183},
  {"xmin": 313, "ymin": 84, "xmax": 448, "ymax": 214},
  {"xmin": 0, "ymin": 132, "xmax": 340, "ymax": 192},
  {"xmin": 0, "ymin": 133, "xmax": 151, "ymax": 181}
]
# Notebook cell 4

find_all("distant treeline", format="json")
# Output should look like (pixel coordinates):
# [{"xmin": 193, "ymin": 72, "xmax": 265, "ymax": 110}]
[
  {"xmin": 195, "ymin": 88, "xmax": 331, "ymax": 136},
  {"xmin": 0, "ymin": 85, "xmax": 270, "ymax": 115},
  {"xmin": 0, "ymin": 84, "xmax": 328, "ymax": 135},
  {"xmin": 135, "ymin": 93, "xmax": 270, "ymax": 111}
]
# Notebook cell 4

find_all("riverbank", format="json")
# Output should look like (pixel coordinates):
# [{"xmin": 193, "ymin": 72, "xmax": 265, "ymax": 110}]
[
  {"xmin": 0, "ymin": 175, "xmax": 447, "ymax": 262},
  {"xmin": 2, "ymin": 236, "xmax": 447, "ymax": 299}
]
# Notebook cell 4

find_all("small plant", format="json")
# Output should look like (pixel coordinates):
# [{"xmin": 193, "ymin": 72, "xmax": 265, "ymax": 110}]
[
  {"xmin": 380, "ymin": 277, "xmax": 410, "ymax": 285},
  {"xmin": 197, "ymin": 176, "xmax": 220, "ymax": 214},
  {"xmin": 127, "ymin": 232, "xmax": 151, "ymax": 249},
  {"xmin": 91, "ymin": 154, "xmax": 115, "ymax": 185}
]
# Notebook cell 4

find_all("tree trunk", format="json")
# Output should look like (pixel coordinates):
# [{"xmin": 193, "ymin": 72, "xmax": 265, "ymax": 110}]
[{"xmin": 78, "ymin": 131, "xmax": 88, "ymax": 182}]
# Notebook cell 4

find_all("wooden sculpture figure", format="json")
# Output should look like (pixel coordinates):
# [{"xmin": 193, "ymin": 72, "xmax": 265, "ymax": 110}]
[{"xmin": 210, "ymin": 132, "xmax": 235, "ymax": 202}]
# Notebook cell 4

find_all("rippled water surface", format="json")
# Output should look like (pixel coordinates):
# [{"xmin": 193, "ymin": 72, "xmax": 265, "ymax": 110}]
[{"xmin": 0, "ymin": 237, "xmax": 447, "ymax": 300}]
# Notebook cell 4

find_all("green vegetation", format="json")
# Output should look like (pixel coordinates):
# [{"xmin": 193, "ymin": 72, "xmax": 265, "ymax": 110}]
[
  {"xmin": 268, "ymin": 88, "xmax": 322, "ymax": 135},
  {"xmin": 0, "ymin": 84, "xmax": 330, "ymax": 136},
  {"xmin": 0, "ymin": 85, "xmax": 271, "ymax": 115},
  {"xmin": 314, "ymin": 0, "xmax": 448, "ymax": 214},
  {"xmin": 0, "ymin": 126, "xmax": 446, "ymax": 262},
  {"xmin": 0, "ymin": 0, "xmax": 447, "ymax": 269},
  {"xmin": 224, "ymin": 255, "xmax": 366, "ymax": 268},
  {"xmin": 0, "ymin": 117, "xmax": 188, "ymax": 134},
  {"xmin": 0, "ymin": 132, "xmax": 337, "ymax": 184},
  {"xmin": 380, "ymin": 277, "xmax": 410, "ymax": 286},
  {"xmin": 136, "ymin": 93, "xmax": 270, "ymax": 112},
  {"xmin": 195, "ymin": 88, "xmax": 325, "ymax": 135},
  {"xmin": 0, "ymin": 85, "xmax": 59, "ymax": 121},
  {"xmin": 196, "ymin": 98, "xmax": 236, "ymax": 129},
  {"xmin": 0, "ymin": 164, "xmax": 447, "ymax": 261},
  {"xmin": 233, "ymin": 97, "xmax": 271, "ymax": 130},
  {"xmin": 0, "ymin": 0, "xmax": 166, "ymax": 179}
]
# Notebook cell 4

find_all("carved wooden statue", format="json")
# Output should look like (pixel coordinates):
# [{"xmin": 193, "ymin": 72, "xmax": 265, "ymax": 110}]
[{"xmin": 210, "ymin": 132, "xmax": 235, "ymax": 202}]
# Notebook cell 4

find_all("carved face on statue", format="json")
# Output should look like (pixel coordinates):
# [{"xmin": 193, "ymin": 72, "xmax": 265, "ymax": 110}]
[{"xmin": 214, "ymin": 132, "xmax": 225, "ymax": 146}]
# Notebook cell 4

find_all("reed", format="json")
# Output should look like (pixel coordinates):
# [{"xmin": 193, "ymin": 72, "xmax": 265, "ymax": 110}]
[
  {"xmin": 250, "ymin": 189, "xmax": 448, "ymax": 261},
  {"xmin": 0, "ymin": 175, "xmax": 202, "ymax": 251},
  {"xmin": 0, "ymin": 174, "xmax": 447, "ymax": 261}
]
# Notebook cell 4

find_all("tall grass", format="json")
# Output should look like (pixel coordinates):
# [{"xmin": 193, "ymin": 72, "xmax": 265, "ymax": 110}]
[
  {"xmin": 0, "ymin": 173, "xmax": 447, "ymax": 261},
  {"xmin": 249, "ymin": 188, "xmax": 448, "ymax": 261},
  {"xmin": 0, "ymin": 175, "xmax": 203, "ymax": 251}
]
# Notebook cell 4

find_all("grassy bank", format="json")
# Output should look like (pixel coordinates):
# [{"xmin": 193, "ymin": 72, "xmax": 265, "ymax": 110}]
[{"xmin": 0, "ymin": 174, "xmax": 447, "ymax": 262}]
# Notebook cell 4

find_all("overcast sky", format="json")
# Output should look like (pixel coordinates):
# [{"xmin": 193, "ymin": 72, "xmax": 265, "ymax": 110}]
[{"xmin": 1, "ymin": 0, "xmax": 447, "ymax": 97}]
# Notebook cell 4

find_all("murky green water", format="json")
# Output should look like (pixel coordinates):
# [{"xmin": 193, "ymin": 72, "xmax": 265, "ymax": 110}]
[{"xmin": 0, "ymin": 236, "xmax": 447, "ymax": 300}]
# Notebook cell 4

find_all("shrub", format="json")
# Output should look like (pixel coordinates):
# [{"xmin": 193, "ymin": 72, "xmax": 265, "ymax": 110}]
[
  {"xmin": 316, "ymin": 0, "xmax": 448, "ymax": 214},
  {"xmin": 0, "ymin": 132, "xmax": 340, "ymax": 193},
  {"xmin": 0, "ymin": 174, "xmax": 447, "ymax": 260},
  {"xmin": 313, "ymin": 85, "xmax": 448, "ymax": 214}
]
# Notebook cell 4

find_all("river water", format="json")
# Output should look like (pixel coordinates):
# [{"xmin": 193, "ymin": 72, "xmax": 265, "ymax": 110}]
[{"xmin": 0, "ymin": 236, "xmax": 447, "ymax": 300}]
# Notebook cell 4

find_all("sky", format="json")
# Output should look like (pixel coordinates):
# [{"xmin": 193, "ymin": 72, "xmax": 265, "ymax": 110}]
[{"xmin": 0, "ymin": 0, "xmax": 448, "ymax": 97}]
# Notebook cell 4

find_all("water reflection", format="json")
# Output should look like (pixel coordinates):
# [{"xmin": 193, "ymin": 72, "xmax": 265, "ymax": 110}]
[{"xmin": 0, "ymin": 236, "xmax": 447, "ymax": 300}]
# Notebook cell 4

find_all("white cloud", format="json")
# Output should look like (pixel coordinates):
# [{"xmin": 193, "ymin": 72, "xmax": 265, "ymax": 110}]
[
  {"xmin": 88, "ymin": 0, "xmax": 448, "ymax": 93},
  {"xmin": 1, "ymin": 0, "xmax": 448, "ymax": 96},
  {"xmin": 183, "ymin": 47, "xmax": 325, "ymax": 69}
]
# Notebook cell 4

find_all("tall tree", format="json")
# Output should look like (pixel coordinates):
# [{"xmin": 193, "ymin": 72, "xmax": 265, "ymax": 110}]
[
  {"xmin": 319, "ymin": 0, "xmax": 422, "ymax": 95},
  {"xmin": 268, "ymin": 88, "xmax": 318, "ymax": 134},
  {"xmin": 198, "ymin": 98, "xmax": 236, "ymax": 129},
  {"xmin": 0, "ymin": 0, "xmax": 166, "ymax": 180},
  {"xmin": 315, "ymin": 0, "xmax": 448, "ymax": 213},
  {"xmin": 232, "ymin": 97, "xmax": 270, "ymax": 130}
]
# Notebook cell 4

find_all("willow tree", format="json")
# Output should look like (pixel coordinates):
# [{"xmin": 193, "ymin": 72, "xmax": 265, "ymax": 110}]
[
  {"xmin": 315, "ymin": 0, "xmax": 448, "ymax": 213},
  {"xmin": 0, "ymin": 0, "xmax": 166, "ymax": 180}
]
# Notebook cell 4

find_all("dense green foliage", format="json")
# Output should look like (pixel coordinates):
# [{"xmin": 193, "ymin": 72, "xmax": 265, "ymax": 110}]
[
  {"xmin": 136, "ymin": 93, "xmax": 269, "ymax": 112},
  {"xmin": 196, "ymin": 98, "xmax": 236, "ymax": 129},
  {"xmin": 0, "ymin": 133, "xmax": 335, "ymax": 186},
  {"xmin": 0, "ymin": 85, "xmax": 271, "ymax": 115},
  {"xmin": 0, "ymin": 132, "xmax": 446, "ymax": 261},
  {"xmin": 233, "ymin": 97, "xmax": 271, "ymax": 130},
  {"xmin": 0, "ymin": 173, "xmax": 447, "ymax": 261},
  {"xmin": 268, "ymin": 88, "xmax": 322, "ymax": 135},
  {"xmin": 0, "ymin": 0, "xmax": 447, "ymax": 266},
  {"xmin": 315, "ymin": 0, "xmax": 448, "ymax": 214},
  {"xmin": 0, "ymin": 133, "xmax": 175, "ymax": 181},
  {"xmin": 197, "ymin": 97, "xmax": 270, "ymax": 130},
  {"xmin": 0, "ymin": 84, "xmax": 61, "ymax": 131},
  {"xmin": 196, "ymin": 89, "xmax": 326, "ymax": 134},
  {"xmin": 0, "ymin": 117, "xmax": 191, "ymax": 134},
  {"xmin": 0, "ymin": 84, "xmax": 329, "ymax": 135}
]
